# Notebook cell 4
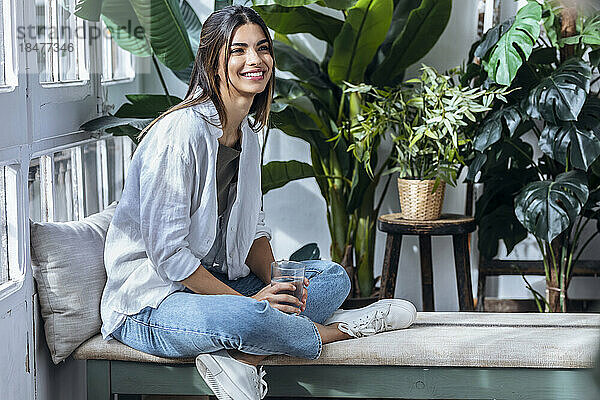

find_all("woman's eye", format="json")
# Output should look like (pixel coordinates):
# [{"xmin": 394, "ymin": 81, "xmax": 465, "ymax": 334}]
[
  {"xmin": 259, "ymin": 45, "xmax": 270, "ymax": 52},
  {"xmin": 230, "ymin": 48, "xmax": 243, "ymax": 54}
]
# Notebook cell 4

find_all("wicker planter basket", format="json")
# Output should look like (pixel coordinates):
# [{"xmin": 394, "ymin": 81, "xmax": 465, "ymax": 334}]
[{"xmin": 397, "ymin": 178, "xmax": 445, "ymax": 220}]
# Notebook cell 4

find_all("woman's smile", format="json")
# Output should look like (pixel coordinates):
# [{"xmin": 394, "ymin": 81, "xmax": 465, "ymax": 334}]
[
  {"xmin": 239, "ymin": 69, "xmax": 267, "ymax": 80},
  {"xmin": 220, "ymin": 23, "xmax": 273, "ymax": 97}
]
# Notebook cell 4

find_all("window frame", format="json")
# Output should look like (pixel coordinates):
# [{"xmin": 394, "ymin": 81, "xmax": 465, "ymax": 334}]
[
  {"xmin": 100, "ymin": 19, "xmax": 135, "ymax": 85},
  {"xmin": 37, "ymin": 0, "xmax": 90, "ymax": 86},
  {"xmin": 0, "ymin": 152, "xmax": 26, "ymax": 302},
  {"xmin": 0, "ymin": 0, "xmax": 18, "ymax": 92}
]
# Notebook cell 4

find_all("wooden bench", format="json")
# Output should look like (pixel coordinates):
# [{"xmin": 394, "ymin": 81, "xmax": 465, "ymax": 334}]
[{"xmin": 73, "ymin": 312, "xmax": 600, "ymax": 399}]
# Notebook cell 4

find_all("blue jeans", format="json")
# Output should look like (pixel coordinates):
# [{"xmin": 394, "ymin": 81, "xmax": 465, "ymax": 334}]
[{"xmin": 112, "ymin": 260, "xmax": 351, "ymax": 360}]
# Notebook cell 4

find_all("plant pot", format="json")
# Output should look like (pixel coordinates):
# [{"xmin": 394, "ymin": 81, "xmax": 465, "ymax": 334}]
[{"xmin": 397, "ymin": 178, "xmax": 445, "ymax": 220}]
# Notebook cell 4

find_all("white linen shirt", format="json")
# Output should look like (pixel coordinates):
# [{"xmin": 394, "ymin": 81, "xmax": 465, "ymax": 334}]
[{"xmin": 100, "ymin": 98, "xmax": 271, "ymax": 339}]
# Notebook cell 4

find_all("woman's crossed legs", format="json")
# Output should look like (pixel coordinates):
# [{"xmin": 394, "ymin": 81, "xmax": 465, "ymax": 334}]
[{"xmin": 112, "ymin": 260, "xmax": 352, "ymax": 361}]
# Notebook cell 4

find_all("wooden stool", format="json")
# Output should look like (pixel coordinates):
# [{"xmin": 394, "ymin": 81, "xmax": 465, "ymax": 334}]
[{"xmin": 377, "ymin": 213, "xmax": 476, "ymax": 311}]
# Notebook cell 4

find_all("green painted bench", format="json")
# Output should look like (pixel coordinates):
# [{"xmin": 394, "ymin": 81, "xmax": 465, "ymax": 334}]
[{"xmin": 73, "ymin": 312, "xmax": 600, "ymax": 399}]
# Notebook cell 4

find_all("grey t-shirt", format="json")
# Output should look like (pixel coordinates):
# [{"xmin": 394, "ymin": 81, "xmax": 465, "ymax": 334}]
[{"xmin": 201, "ymin": 140, "xmax": 241, "ymax": 273}]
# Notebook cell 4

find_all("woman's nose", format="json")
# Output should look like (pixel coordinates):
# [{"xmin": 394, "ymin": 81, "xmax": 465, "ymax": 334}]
[{"xmin": 246, "ymin": 48, "xmax": 262, "ymax": 66}]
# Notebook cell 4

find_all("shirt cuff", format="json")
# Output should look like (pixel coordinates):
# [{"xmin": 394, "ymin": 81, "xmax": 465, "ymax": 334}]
[{"xmin": 160, "ymin": 247, "xmax": 202, "ymax": 282}]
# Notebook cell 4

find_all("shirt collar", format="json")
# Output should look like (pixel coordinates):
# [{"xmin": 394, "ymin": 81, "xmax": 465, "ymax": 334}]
[{"xmin": 191, "ymin": 88, "xmax": 255, "ymax": 139}]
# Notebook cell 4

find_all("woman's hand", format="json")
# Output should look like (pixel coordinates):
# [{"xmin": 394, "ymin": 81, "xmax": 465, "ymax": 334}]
[
  {"xmin": 251, "ymin": 278, "xmax": 309, "ymax": 314},
  {"xmin": 300, "ymin": 277, "xmax": 309, "ymax": 312}
]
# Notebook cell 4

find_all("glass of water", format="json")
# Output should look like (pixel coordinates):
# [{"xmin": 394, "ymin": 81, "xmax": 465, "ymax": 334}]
[{"xmin": 270, "ymin": 260, "xmax": 305, "ymax": 306}]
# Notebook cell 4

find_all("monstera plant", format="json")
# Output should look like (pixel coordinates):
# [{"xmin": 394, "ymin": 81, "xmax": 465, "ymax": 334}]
[
  {"xmin": 465, "ymin": 0, "xmax": 600, "ymax": 312},
  {"xmin": 255, "ymin": 0, "xmax": 452, "ymax": 297}
]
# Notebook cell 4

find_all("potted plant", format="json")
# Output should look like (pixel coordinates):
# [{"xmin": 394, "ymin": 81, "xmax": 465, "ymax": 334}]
[
  {"xmin": 464, "ymin": 0, "xmax": 600, "ymax": 312},
  {"xmin": 348, "ymin": 65, "xmax": 508, "ymax": 220}
]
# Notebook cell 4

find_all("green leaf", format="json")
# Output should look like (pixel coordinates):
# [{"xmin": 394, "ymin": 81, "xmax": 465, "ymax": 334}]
[
  {"xmin": 274, "ymin": 78, "xmax": 306, "ymax": 100},
  {"xmin": 484, "ymin": 1, "xmax": 542, "ymax": 86},
  {"xmin": 180, "ymin": 0, "xmax": 202, "ymax": 52},
  {"xmin": 579, "ymin": 97, "xmax": 600, "ymax": 134},
  {"xmin": 541, "ymin": 1, "xmax": 561, "ymax": 48},
  {"xmin": 539, "ymin": 98, "xmax": 600, "ymax": 171},
  {"xmin": 328, "ymin": 0, "xmax": 393, "ymax": 84},
  {"xmin": 474, "ymin": 17, "xmax": 514, "ymax": 59},
  {"xmin": 261, "ymin": 160, "xmax": 315, "ymax": 194},
  {"xmin": 274, "ymin": 41, "xmax": 331, "ymax": 89},
  {"xmin": 514, "ymin": 171, "xmax": 589, "ymax": 242},
  {"xmin": 105, "ymin": 124, "xmax": 144, "ymax": 145},
  {"xmin": 74, "ymin": 0, "xmax": 103, "ymax": 21},
  {"xmin": 372, "ymin": 0, "xmax": 451, "ymax": 85},
  {"xmin": 253, "ymin": 0, "xmax": 319, "ymax": 7},
  {"xmin": 129, "ymin": 0, "xmax": 195, "ymax": 70},
  {"xmin": 466, "ymin": 152, "xmax": 487, "ymax": 181},
  {"xmin": 214, "ymin": 0, "xmax": 232, "ymax": 11},
  {"xmin": 101, "ymin": 0, "xmax": 151, "ymax": 57},
  {"xmin": 170, "ymin": 0, "xmax": 202, "ymax": 84},
  {"xmin": 80, "ymin": 115, "xmax": 153, "ymax": 132},
  {"xmin": 254, "ymin": 5, "xmax": 342, "ymax": 45},
  {"xmin": 346, "ymin": 158, "xmax": 374, "ymax": 213},
  {"xmin": 114, "ymin": 94, "xmax": 183, "ymax": 118},
  {"xmin": 375, "ymin": 0, "xmax": 419, "ymax": 57},
  {"xmin": 289, "ymin": 243, "xmax": 320, "ymax": 261},
  {"xmin": 527, "ymin": 58, "xmax": 591, "ymax": 124},
  {"xmin": 322, "ymin": 0, "xmax": 357, "ymax": 9},
  {"xmin": 539, "ymin": 122, "xmax": 600, "ymax": 171},
  {"xmin": 172, "ymin": 63, "xmax": 194, "ymax": 85},
  {"xmin": 478, "ymin": 204, "xmax": 528, "ymax": 259},
  {"xmin": 558, "ymin": 15, "xmax": 600, "ymax": 46},
  {"xmin": 270, "ymin": 105, "xmax": 330, "ymax": 158},
  {"xmin": 473, "ymin": 106, "xmax": 522, "ymax": 152},
  {"xmin": 590, "ymin": 48, "xmax": 600, "ymax": 68}
]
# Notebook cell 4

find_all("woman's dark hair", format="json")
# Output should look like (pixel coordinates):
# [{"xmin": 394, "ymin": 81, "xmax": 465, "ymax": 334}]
[{"xmin": 138, "ymin": 5, "xmax": 274, "ymax": 140}]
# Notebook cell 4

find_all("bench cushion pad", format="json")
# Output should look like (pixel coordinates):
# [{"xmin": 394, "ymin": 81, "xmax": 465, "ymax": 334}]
[{"xmin": 72, "ymin": 312, "xmax": 600, "ymax": 369}]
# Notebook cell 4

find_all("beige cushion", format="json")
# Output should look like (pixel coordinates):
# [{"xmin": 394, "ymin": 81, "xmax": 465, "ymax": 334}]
[
  {"xmin": 31, "ymin": 204, "xmax": 117, "ymax": 364},
  {"xmin": 72, "ymin": 312, "xmax": 600, "ymax": 369}
]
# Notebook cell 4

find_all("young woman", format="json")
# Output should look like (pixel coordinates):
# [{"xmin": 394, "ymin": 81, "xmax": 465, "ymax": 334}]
[{"xmin": 100, "ymin": 6, "xmax": 416, "ymax": 400}]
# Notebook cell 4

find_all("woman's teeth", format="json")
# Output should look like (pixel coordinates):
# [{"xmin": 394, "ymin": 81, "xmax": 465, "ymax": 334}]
[{"xmin": 242, "ymin": 72, "xmax": 263, "ymax": 77}]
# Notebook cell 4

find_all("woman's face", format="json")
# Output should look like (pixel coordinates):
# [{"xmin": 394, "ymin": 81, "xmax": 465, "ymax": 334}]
[{"xmin": 218, "ymin": 23, "xmax": 273, "ymax": 99}]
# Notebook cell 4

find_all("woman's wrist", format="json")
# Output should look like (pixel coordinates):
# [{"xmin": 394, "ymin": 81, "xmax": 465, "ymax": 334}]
[{"xmin": 180, "ymin": 264, "xmax": 244, "ymax": 296}]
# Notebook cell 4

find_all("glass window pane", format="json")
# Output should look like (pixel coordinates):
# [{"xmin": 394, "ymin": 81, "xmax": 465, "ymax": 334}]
[
  {"xmin": 35, "ymin": 0, "xmax": 48, "ymax": 82},
  {"xmin": 101, "ymin": 20, "xmax": 134, "ymax": 83},
  {"xmin": 82, "ymin": 142, "xmax": 100, "ymax": 216},
  {"xmin": 0, "ymin": 167, "xmax": 8, "ymax": 284},
  {"xmin": 0, "ymin": 0, "xmax": 5, "ymax": 86},
  {"xmin": 38, "ymin": 0, "xmax": 89, "ymax": 83},
  {"xmin": 106, "ymin": 137, "xmax": 124, "ymax": 204},
  {"xmin": 53, "ymin": 149, "xmax": 76, "ymax": 222},
  {"xmin": 28, "ymin": 159, "xmax": 42, "ymax": 223}
]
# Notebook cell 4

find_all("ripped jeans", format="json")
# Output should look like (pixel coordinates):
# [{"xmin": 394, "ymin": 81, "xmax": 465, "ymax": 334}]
[{"xmin": 111, "ymin": 260, "xmax": 351, "ymax": 360}]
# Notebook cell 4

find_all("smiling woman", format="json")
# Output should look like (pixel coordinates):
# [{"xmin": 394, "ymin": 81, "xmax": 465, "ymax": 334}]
[{"xmin": 98, "ymin": 5, "xmax": 415, "ymax": 400}]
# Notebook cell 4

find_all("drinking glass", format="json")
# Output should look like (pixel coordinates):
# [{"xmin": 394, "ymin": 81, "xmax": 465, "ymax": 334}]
[{"xmin": 270, "ymin": 260, "xmax": 305, "ymax": 305}]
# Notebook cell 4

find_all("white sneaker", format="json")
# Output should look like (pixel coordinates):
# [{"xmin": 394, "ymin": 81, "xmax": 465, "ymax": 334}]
[
  {"xmin": 324, "ymin": 299, "xmax": 417, "ymax": 338},
  {"xmin": 195, "ymin": 350, "xmax": 268, "ymax": 400}
]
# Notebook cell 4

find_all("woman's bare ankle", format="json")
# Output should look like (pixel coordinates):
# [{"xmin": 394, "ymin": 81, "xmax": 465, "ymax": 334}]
[
  {"xmin": 227, "ymin": 349, "xmax": 268, "ymax": 366},
  {"xmin": 316, "ymin": 322, "xmax": 353, "ymax": 343}
]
